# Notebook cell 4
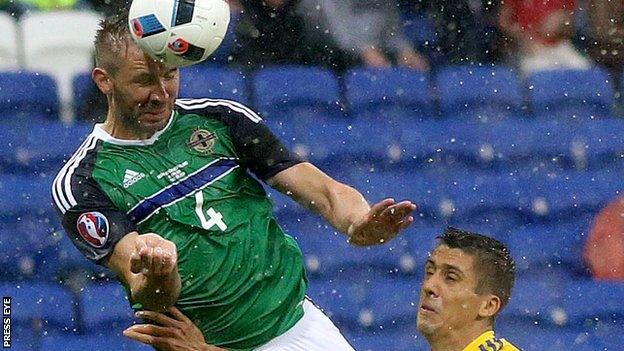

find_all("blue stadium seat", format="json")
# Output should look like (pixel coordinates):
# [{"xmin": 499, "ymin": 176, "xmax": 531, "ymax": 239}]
[
  {"xmin": 0, "ymin": 120, "xmax": 91, "ymax": 174},
  {"xmin": 72, "ymin": 71, "xmax": 97, "ymax": 120},
  {"xmin": 506, "ymin": 220, "xmax": 592, "ymax": 276},
  {"xmin": 253, "ymin": 66, "xmax": 349, "ymax": 163},
  {"xmin": 306, "ymin": 278, "xmax": 371, "ymax": 330},
  {"xmin": 521, "ymin": 171, "xmax": 622, "ymax": 219},
  {"xmin": 254, "ymin": 66, "xmax": 341, "ymax": 119},
  {"xmin": 41, "ymin": 228, "xmax": 111, "ymax": 281},
  {"xmin": 528, "ymin": 68, "xmax": 614, "ymax": 120},
  {"xmin": 0, "ymin": 222, "xmax": 60, "ymax": 280},
  {"xmin": 309, "ymin": 276, "xmax": 419, "ymax": 332},
  {"xmin": 496, "ymin": 322, "xmax": 600, "ymax": 351},
  {"xmin": 1, "ymin": 328, "xmax": 39, "ymax": 351},
  {"xmin": 299, "ymin": 229, "xmax": 415, "ymax": 278},
  {"xmin": 345, "ymin": 67, "xmax": 432, "ymax": 121},
  {"xmin": 179, "ymin": 66, "xmax": 248, "ymax": 103},
  {"xmin": 0, "ymin": 282, "xmax": 77, "ymax": 333},
  {"xmin": 501, "ymin": 275, "xmax": 564, "ymax": 326},
  {"xmin": 40, "ymin": 333, "xmax": 152, "ymax": 351},
  {"xmin": 562, "ymin": 280, "xmax": 624, "ymax": 327},
  {"xmin": 0, "ymin": 71, "xmax": 60, "ymax": 121},
  {"xmin": 27, "ymin": 121, "xmax": 92, "ymax": 174},
  {"xmin": 0, "ymin": 174, "xmax": 55, "ymax": 217},
  {"xmin": 345, "ymin": 168, "xmax": 446, "ymax": 220},
  {"xmin": 80, "ymin": 283, "xmax": 135, "ymax": 330},
  {"xmin": 445, "ymin": 173, "xmax": 525, "ymax": 222},
  {"xmin": 363, "ymin": 278, "xmax": 420, "ymax": 329},
  {"xmin": 344, "ymin": 68, "xmax": 431, "ymax": 162},
  {"xmin": 72, "ymin": 72, "xmax": 93, "ymax": 104},
  {"xmin": 347, "ymin": 329, "xmax": 428, "ymax": 351},
  {"xmin": 435, "ymin": 65, "xmax": 523, "ymax": 121}
]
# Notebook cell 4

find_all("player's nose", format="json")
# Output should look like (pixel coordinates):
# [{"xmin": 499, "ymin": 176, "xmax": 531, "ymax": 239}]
[
  {"xmin": 150, "ymin": 79, "xmax": 170, "ymax": 101},
  {"xmin": 421, "ymin": 276, "xmax": 440, "ymax": 297}
]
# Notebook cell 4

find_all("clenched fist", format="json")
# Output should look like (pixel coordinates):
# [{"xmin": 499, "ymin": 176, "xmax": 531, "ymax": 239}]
[{"xmin": 130, "ymin": 233, "xmax": 178, "ymax": 277}]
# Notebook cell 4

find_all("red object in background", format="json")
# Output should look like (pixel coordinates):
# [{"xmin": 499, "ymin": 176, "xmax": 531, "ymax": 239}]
[
  {"xmin": 506, "ymin": 0, "xmax": 576, "ymax": 44},
  {"xmin": 508, "ymin": 0, "xmax": 575, "ymax": 29},
  {"xmin": 584, "ymin": 196, "xmax": 624, "ymax": 281}
]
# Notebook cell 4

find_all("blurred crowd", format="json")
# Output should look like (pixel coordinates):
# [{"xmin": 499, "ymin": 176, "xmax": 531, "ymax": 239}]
[{"xmin": 1, "ymin": 0, "xmax": 622, "ymax": 78}]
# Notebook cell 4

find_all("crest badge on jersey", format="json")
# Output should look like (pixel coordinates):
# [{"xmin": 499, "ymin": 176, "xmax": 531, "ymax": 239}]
[
  {"xmin": 187, "ymin": 129, "xmax": 217, "ymax": 154},
  {"xmin": 76, "ymin": 212, "xmax": 109, "ymax": 248}
]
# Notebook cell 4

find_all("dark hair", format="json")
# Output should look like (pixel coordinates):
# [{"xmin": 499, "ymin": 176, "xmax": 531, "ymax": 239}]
[
  {"xmin": 94, "ymin": 8, "xmax": 131, "ymax": 75},
  {"xmin": 437, "ymin": 227, "xmax": 516, "ymax": 312}
]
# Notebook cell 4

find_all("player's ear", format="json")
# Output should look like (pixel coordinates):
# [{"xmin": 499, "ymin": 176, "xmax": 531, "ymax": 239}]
[
  {"xmin": 93, "ymin": 68, "xmax": 113, "ymax": 95},
  {"xmin": 478, "ymin": 294, "xmax": 501, "ymax": 319}
]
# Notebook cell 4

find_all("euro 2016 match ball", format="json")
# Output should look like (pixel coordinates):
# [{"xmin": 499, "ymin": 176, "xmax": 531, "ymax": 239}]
[{"xmin": 128, "ymin": 0, "xmax": 230, "ymax": 67}]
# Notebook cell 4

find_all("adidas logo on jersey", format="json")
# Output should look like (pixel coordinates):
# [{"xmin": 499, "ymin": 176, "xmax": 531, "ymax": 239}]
[{"xmin": 123, "ymin": 169, "xmax": 146, "ymax": 188}]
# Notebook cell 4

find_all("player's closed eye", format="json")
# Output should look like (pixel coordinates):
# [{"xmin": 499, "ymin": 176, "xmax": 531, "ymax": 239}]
[
  {"xmin": 163, "ymin": 69, "xmax": 178, "ymax": 80},
  {"xmin": 446, "ymin": 273, "xmax": 459, "ymax": 282}
]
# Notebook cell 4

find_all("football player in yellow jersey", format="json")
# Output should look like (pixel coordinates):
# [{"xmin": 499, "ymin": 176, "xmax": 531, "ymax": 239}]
[
  {"xmin": 417, "ymin": 227, "xmax": 520, "ymax": 351},
  {"xmin": 125, "ymin": 226, "xmax": 521, "ymax": 351}
]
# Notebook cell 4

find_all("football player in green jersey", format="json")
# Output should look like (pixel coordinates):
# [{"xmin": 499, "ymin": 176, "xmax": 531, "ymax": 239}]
[{"xmin": 52, "ymin": 9, "xmax": 416, "ymax": 351}]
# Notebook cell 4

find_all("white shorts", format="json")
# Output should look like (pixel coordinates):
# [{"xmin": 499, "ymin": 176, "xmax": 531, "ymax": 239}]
[{"xmin": 254, "ymin": 299, "xmax": 355, "ymax": 351}]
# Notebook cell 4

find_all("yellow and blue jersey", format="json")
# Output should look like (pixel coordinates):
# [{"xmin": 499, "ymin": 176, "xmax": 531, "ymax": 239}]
[{"xmin": 462, "ymin": 331, "xmax": 520, "ymax": 351}]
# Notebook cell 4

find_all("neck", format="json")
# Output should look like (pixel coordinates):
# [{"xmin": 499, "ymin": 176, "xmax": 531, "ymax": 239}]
[
  {"xmin": 102, "ymin": 110, "xmax": 154, "ymax": 140},
  {"xmin": 427, "ymin": 323, "xmax": 491, "ymax": 351}
]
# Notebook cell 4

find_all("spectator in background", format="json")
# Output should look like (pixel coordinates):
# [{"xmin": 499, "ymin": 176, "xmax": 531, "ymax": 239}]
[
  {"xmin": 232, "ymin": 0, "xmax": 353, "ymax": 70},
  {"xmin": 420, "ymin": 0, "xmax": 500, "ymax": 64},
  {"xmin": 298, "ymin": 0, "xmax": 429, "ymax": 70},
  {"xmin": 584, "ymin": 196, "xmax": 624, "ymax": 281},
  {"xmin": 498, "ymin": 0, "xmax": 591, "ymax": 74},
  {"xmin": 587, "ymin": 0, "xmax": 623, "ymax": 96},
  {"xmin": 233, "ymin": 0, "xmax": 429, "ymax": 71}
]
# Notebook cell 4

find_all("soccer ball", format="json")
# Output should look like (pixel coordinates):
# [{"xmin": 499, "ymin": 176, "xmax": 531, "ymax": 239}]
[{"xmin": 128, "ymin": 0, "xmax": 230, "ymax": 67}]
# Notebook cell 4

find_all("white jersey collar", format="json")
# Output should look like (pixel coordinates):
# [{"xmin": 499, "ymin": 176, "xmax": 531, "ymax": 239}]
[{"xmin": 92, "ymin": 110, "xmax": 175, "ymax": 146}]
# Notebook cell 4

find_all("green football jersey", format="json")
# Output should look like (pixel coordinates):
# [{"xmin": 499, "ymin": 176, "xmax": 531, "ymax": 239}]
[{"xmin": 52, "ymin": 98, "xmax": 307, "ymax": 350}]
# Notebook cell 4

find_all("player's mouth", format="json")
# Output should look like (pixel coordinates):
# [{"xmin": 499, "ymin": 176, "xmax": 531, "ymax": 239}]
[
  {"xmin": 420, "ymin": 302, "xmax": 437, "ymax": 314},
  {"xmin": 144, "ymin": 107, "xmax": 167, "ymax": 116}
]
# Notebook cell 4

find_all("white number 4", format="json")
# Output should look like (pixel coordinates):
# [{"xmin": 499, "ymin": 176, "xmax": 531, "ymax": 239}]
[{"xmin": 194, "ymin": 192, "xmax": 227, "ymax": 231}]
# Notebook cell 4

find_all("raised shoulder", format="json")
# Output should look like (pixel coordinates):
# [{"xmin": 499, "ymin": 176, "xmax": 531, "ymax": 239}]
[{"xmin": 175, "ymin": 98, "xmax": 262, "ymax": 123}]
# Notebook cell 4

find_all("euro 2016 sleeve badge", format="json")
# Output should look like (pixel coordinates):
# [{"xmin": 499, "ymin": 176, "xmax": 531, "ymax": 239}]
[
  {"xmin": 187, "ymin": 129, "xmax": 217, "ymax": 155},
  {"xmin": 76, "ymin": 211, "xmax": 109, "ymax": 248}
]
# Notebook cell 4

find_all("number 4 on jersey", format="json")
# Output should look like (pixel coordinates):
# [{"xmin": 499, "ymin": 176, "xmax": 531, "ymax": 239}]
[{"xmin": 194, "ymin": 191, "xmax": 227, "ymax": 231}]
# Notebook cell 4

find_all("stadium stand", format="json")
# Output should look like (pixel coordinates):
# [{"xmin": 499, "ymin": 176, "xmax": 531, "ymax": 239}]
[
  {"xmin": 20, "ymin": 10, "xmax": 101, "ymax": 121},
  {"xmin": 179, "ymin": 66, "xmax": 249, "ymax": 103},
  {"xmin": 0, "ymin": 71, "xmax": 60, "ymax": 122},
  {"xmin": 1, "ymin": 55, "xmax": 623, "ymax": 350},
  {"xmin": 0, "ymin": 12, "xmax": 19, "ymax": 70},
  {"xmin": 527, "ymin": 68, "xmax": 615, "ymax": 120},
  {"xmin": 435, "ymin": 65, "xmax": 523, "ymax": 121}
]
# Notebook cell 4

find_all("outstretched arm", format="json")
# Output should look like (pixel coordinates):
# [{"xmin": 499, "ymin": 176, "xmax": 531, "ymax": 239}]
[
  {"xmin": 268, "ymin": 162, "xmax": 416, "ymax": 246},
  {"xmin": 108, "ymin": 232, "xmax": 181, "ymax": 312}
]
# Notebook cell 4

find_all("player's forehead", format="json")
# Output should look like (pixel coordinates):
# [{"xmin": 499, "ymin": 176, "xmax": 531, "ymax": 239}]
[
  {"xmin": 428, "ymin": 245, "xmax": 476, "ymax": 274},
  {"xmin": 118, "ymin": 41, "xmax": 168, "ymax": 74}
]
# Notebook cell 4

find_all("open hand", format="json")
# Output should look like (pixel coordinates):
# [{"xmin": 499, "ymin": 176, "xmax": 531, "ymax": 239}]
[
  {"xmin": 124, "ymin": 306, "xmax": 226, "ymax": 351},
  {"xmin": 347, "ymin": 198, "xmax": 416, "ymax": 246}
]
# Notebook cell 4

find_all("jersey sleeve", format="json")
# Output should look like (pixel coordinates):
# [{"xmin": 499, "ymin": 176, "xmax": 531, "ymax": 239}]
[
  {"xmin": 52, "ymin": 167, "xmax": 136, "ymax": 266},
  {"xmin": 229, "ymin": 111, "xmax": 303, "ymax": 180},
  {"xmin": 178, "ymin": 99, "xmax": 303, "ymax": 180}
]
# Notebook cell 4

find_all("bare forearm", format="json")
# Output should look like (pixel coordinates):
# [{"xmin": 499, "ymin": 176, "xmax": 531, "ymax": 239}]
[
  {"xmin": 131, "ymin": 271, "xmax": 181, "ymax": 311},
  {"xmin": 315, "ymin": 181, "xmax": 370, "ymax": 235}
]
